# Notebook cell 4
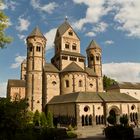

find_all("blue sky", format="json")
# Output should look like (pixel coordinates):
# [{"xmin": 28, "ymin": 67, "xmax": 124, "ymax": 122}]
[{"xmin": 0, "ymin": 0, "xmax": 140, "ymax": 97}]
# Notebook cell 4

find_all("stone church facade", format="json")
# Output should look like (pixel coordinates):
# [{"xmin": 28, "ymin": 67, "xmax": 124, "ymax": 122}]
[{"xmin": 7, "ymin": 20, "xmax": 140, "ymax": 128}]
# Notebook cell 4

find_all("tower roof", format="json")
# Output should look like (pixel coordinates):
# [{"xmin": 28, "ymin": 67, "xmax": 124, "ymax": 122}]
[
  {"xmin": 86, "ymin": 40, "xmax": 101, "ymax": 51},
  {"xmin": 55, "ymin": 20, "xmax": 80, "ymax": 40},
  {"xmin": 27, "ymin": 26, "xmax": 46, "ymax": 39}
]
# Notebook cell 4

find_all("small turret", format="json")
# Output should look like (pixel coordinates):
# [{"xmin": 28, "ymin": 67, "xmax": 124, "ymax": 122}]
[{"xmin": 86, "ymin": 40, "xmax": 102, "ymax": 77}]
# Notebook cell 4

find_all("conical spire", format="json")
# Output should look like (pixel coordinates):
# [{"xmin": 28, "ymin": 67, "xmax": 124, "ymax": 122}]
[
  {"xmin": 86, "ymin": 40, "xmax": 101, "ymax": 51},
  {"xmin": 27, "ymin": 26, "xmax": 46, "ymax": 39}
]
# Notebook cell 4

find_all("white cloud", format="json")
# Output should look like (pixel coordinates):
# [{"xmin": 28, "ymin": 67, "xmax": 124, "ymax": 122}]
[
  {"xmin": 112, "ymin": 0, "xmax": 140, "ymax": 38},
  {"xmin": 93, "ymin": 22, "xmax": 108, "ymax": 33},
  {"xmin": 73, "ymin": 0, "xmax": 110, "ymax": 30},
  {"xmin": 103, "ymin": 62, "xmax": 140, "ymax": 82},
  {"xmin": 44, "ymin": 28, "xmax": 57, "ymax": 50},
  {"xmin": 85, "ymin": 32, "xmax": 96, "ymax": 37},
  {"xmin": 0, "ymin": 82, "xmax": 7, "ymax": 97},
  {"xmin": 31, "ymin": 0, "xmax": 58, "ymax": 14},
  {"xmin": 16, "ymin": 17, "xmax": 30, "ymax": 32},
  {"xmin": 18, "ymin": 34, "xmax": 26, "ymax": 40},
  {"xmin": 11, "ymin": 55, "xmax": 26, "ymax": 69},
  {"xmin": 73, "ymin": 0, "xmax": 140, "ymax": 38},
  {"xmin": 0, "ymin": 3, "xmax": 7, "ymax": 10},
  {"xmin": 104, "ymin": 40, "xmax": 114, "ymax": 45},
  {"xmin": 0, "ymin": 0, "xmax": 19, "ymax": 11}
]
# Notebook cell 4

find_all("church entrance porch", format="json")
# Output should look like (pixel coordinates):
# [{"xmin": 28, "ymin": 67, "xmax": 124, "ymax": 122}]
[{"xmin": 108, "ymin": 106, "xmax": 121, "ymax": 124}]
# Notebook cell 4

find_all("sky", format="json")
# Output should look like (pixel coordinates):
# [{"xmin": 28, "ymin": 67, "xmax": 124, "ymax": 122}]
[{"xmin": 0, "ymin": 0, "xmax": 140, "ymax": 97}]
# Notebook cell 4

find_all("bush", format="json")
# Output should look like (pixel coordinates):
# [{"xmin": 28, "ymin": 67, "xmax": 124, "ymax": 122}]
[
  {"xmin": 104, "ymin": 125, "xmax": 134, "ymax": 140},
  {"xmin": 67, "ymin": 131, "xmax": 77, "ymax": 138},
  {"xmin": 120, "ymin": 116, "xmax": 128, "ymax": 126},
  {"xmin": 107, "ymin": 115, "xmax": 116, "ymax": 125}
]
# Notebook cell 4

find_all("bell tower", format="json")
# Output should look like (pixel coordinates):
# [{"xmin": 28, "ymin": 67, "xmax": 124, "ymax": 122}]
[
  {"xmin": 26, "ymin": 27, "xmax": 47, "ymax": 112},
  {"xmin": 86, "ymin": 40, "xmax": 103, "ymax": 92}
]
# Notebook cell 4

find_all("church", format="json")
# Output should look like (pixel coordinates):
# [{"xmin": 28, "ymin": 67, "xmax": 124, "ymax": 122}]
[{"xmin": 7, "ymin": 20, "xmax": 140, "ymax": 128}]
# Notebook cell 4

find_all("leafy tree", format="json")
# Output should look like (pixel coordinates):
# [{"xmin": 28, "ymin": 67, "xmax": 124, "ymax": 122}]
[
  {"xmin": 0, "ymin": 98, "xmax": 28, "ymax": 139},
  {"xmin": 40, "ymin": 112, "xmax": 47, "ymax": 127},
  {"xmin": 103, "ymin": 75, "xmax": 117, "ymax": 91},
  {"xmin": 46, "ymin": 111, "xmax": 53, "ymax": 128},
  {"xmin": 33, "ymin": 110, "xmax": 40, "ymax": 126},
  {"xmin": 0, "ymin": 0, "xmax": 12, "ymax": 48}
]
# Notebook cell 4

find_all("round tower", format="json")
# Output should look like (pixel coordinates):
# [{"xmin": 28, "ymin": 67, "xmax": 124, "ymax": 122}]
[
  {"xmin": 86, "ymin": 40, "xmax": 102, "ymax": 77},
  {"xmin": 26, "ymin": 27, "xmax": 47, "ymax": 112}
]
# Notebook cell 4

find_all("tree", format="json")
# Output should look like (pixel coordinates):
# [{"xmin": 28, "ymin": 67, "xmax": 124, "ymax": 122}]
[
  {"xmin": 33, "ymin": 110, "xmax": 40, "ymax": 126},
  {"xmin": 46, "ymin": 111, "xmax": 53, "ymax": 128},
  {"xmin": 103, "ymin": 75, "xmax": 117, "ymax": 91},
  {"xmin": 0, "ymin": 0, "xmax": 12, "ymax": 48},
  {"xmin": 40, "ymin": 112, "xmax": 47, "ymax": 127},
  {"xmin": 0, "ymin": 98, "xmax": 28, "ymax": 139}
]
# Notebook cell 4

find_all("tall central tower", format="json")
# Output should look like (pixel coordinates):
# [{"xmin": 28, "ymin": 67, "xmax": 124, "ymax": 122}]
[{"xmin": 26, "ymin": 27, "xmax": 47, "ymax": 112}]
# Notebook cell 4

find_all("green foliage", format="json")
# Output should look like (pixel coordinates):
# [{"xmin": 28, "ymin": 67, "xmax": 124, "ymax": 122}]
[
  {"xmin": 67, "ymin": 131, "xmax": 77, "ymax": 138},
  {"xmin": 46, "ymin": 111, "xmax": 54, "ymax": 128},
  {"xmin": 0, "ymin": 98, "xmax": 28, "ymax": 139},
  {"xmin": 107, "ymin": 115, "xmax": 116, "ymax": 125},
  {"xmin": 104, "ymin": 125, "xmax": 134, "ymax": 140},
  {"xmin": 40, "ymin": 112, "xmax": 47, "ymax": 127},
  {"xmin": 0, "ymin": 0, "xmax": 12, "ymax": 48},
  {"xmin": 120, "ymin": 115, "xmax": 128, "ymax": 126},
  {"xmin": 33, "ymin": 110, "xmax": 40, "ymax": 126},
  {"xmin": 103, "ymin": 75, "xmax": 117, "ymax": 90}
]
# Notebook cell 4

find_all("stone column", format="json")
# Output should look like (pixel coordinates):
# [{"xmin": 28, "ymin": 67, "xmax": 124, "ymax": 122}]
[
  {"xmin": 75, "ymin": 104, "xmax": 82, "ymax": 129},
  {"xmin": 92, "ymin": 105, "xmax": 96, "ymax": 126}
]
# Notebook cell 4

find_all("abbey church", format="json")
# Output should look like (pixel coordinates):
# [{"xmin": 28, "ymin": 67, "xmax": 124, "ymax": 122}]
[{"xmin": 7, "ymin": 20, "xmax": 140, "ymax": 128}]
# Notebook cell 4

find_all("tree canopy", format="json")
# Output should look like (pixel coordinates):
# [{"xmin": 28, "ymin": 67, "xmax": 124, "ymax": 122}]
[
  {"xmin": 0, "ymin": 0, "xmax": 12, "ymax": 48},
  {"xmin": 103, "ymin": 75, "xmax": 117, "ymax": 91}
]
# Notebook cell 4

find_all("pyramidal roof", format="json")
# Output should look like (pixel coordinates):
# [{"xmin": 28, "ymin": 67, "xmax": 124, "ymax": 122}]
[
  {"xmin": 27, "ymin": 26, "xmax": 46, "ymax": 39},
  {"xmin": 55, "ymin": 20, "xmax": 80, "ymax": 39},
  {"xmin": 86, "ymin": 40, "xmax": 101, "ymax": 51}
]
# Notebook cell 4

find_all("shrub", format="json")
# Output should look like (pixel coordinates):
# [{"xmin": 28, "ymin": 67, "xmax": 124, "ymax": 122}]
[
  {"xmin": 107, "ymin": 115, "xmax": 116, "ymax": 125},
  {"xmin": 67, "ymin": 131, "xmax": 77, "ymax": 138},
  {"xmin": 104, "ymin": 125, "xmax": 134, "ymax": 140},
  {"xmin": 120, "ymin": 116, "xmax": 128, "ymax": 126}
]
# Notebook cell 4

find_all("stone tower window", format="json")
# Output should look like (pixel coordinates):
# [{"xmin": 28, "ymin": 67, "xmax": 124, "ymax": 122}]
[
  {"xmin": 68, "ymin": 31, "xmax": 73, "ymax": 36},
  {"xmin": 65, "ymin": 80, "xmax": 69, "ymax": 87},
  {"xmin": 36, "ymin": 46, "xmax": 41, "ymax": 52},
  {"xmin": 29, "ymin": 46, "xmax": 33, "ymax": 52},
  {"xmin": 72, "ymin": 43, "xmax": 76, "ymax": 50},
  {"xmin": 96, "ymin": 56, "xmax": 100, "ymax": 61},
  {"xmin": 90, "ymin": 83, "xmax": 93, "ymax": 88},
  {"xmin": 52, "ymin": 81, "xmax": 57, "ymax": 86},
  {"xmin": 90, "ymin": 55, "xmax": 94, "ymax": 61},
  {"xmin": 79, "ymin": 80, "xmax": 82, "ymax": 87},
  {"xmin": 65, "ymin": 43, "xmax": 70, "ymax": 49}
]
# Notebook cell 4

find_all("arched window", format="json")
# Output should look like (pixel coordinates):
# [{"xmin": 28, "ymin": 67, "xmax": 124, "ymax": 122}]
[
  {"xmin": 65, "ymin": 42, "xmax": 70, "ymax": 49},
  {"xmin": 96, "ymin": 56, "xmax": 100, "ymax": 61},
  {"xmin": 89, "ymin": 115, "xmax": 92, "ymax": 125},
  {"xmin": 90, "ymin": 55, "xmax": 94, "ymax": 61},
  {"xmin": 29, "ymin": 46, "xmax": 33, "ymax": 52},
  {"xmin": 85, "ymin": 115, "xmax": 89, "ymax": 125},
  {"xmin": 79, "ymin": 80, "xmax": 82, "ymax": 87},
  {"xmin": 65, "ymin": 80, "xmax": 69, "ymax": 87},
  {"xmin": 72, "ymin": 43, "xmax": 76, "ymax": 50},
  {"xmin": 82, "ymin": 115, "xmax": 84, "ymax": 126},
  {"xmin": 68, "ymin": 31, "xmax": 73, "ymax": 36},
  {"xmin": 90, "ymin": 83, "xmax": 93, "ymax": 88},
  {"xmin": 52, "ymin": 81, "xmax": 57, "ymax": 86},
  {"xmin": 36, "ymin": 46, "xmax": 41, "ymax": 52}
]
